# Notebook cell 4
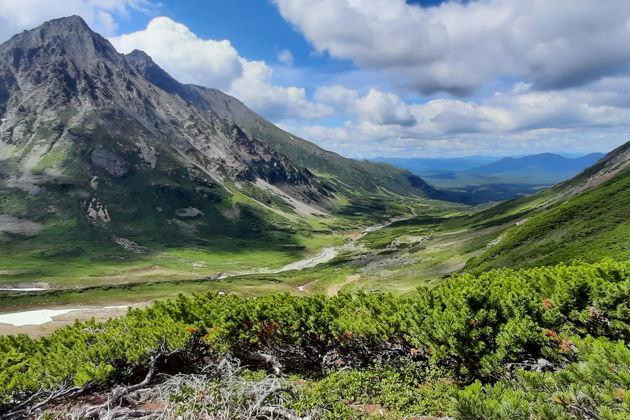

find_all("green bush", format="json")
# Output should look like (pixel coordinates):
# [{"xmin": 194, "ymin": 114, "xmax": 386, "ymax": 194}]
[
  {"xmin": 455, "ymin": 337, "xmax": 630, "ymax": 419},
  {"xmin": 0, "ymin": 259, "xmax": 627, "ymax": 417}
]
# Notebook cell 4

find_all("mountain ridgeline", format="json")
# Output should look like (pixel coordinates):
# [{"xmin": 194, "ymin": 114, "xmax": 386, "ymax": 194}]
[
  {"xmin": 466, "ymin": 152, "xmax": 604, "ymax": 174},
  {"xmin": 0, "ymin": 16, "xmax": 438, "ymax": 251},
  {"xmin": 388, "ymin": 152, "xmax": 607, "ymax": 205}
]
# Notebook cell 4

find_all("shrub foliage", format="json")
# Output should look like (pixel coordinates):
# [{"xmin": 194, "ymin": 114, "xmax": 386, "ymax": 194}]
[{"xmin": 0, "ymin": 258, "xmax": 628, "ymax": 417}]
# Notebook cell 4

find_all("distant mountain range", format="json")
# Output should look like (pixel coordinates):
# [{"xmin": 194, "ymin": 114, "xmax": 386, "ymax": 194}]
[
  {"xmin": 467, "ymin": 152, "xmax": 604, "ymax": 174},
  {"xmin": 372, "ymin": 156, "xmax": 499, "ymax": 172},
  {"xmin": 374, "ymin": 152, "xmax": 604, "ymax": 178},
  {"xmin": 374, "ymin": 152, "xmax": 605, "ymax": 204}
]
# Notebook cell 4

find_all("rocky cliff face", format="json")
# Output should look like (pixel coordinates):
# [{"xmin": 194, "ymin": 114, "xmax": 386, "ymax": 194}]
[{"xmin": 0, "ymin": 16, "xmax": 339, "ymax": 248}]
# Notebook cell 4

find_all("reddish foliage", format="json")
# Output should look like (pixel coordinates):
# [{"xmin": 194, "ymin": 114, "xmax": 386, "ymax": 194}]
[
  {"xmin": 542, "ymin": 298, "xmax": 554, "ymax": 308},
  {"xmin": 543, "ymin": 329, "xmax": 559, "ymax": 339},
  {"xmin": 614, "ymin": 388, "xmax": 626, "ymax": 401},
  {"xmin": 259, "ymin": 321, "xmax": 279, "ymax": 337},
  {"xmin": 559, "ymin": 339, "xmax": 574, "ymax": 352}
]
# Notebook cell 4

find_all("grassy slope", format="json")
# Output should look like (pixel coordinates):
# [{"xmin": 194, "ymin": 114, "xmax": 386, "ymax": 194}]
[
  {"xmin": 454, "ymin": 141, "xmax": 630, "ymax": 230},
  {"xmin": 465, "ymin": 166, "xmax": 630, "ymax": 273},
  {"xmin": 0, "ymin": 192, "xmax": 462, "ymax": 289}
]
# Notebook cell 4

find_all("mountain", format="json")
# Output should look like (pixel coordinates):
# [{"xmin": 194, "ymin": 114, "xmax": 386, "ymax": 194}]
[
  {"xmin": 467, "ymin": 152, "xmax": 604, "ymax": 174},
  {"xmin": 0, "ymin": 16, "xmax": 438, "ymax": 256},
  {"xmin": 464, "ymin": 141, "xmax": 630, "ymax": 272},
  {"xmin": 404, "ymin": 152, "xmax": 605, "ymax": 204},
  {"xmin": 371, "ymin": 156, "xmax": 499, "ymax": 172}
]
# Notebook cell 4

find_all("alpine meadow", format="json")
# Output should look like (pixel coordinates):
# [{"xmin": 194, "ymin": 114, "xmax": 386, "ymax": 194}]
[{"xmin": 0, "ymin": 2, "xmax": 628, "ymax": 419}]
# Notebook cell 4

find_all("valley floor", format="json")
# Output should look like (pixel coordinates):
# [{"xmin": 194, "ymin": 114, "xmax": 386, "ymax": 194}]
[{"xmin": 0, "ymin": 212, "xmax": 512, "ymax": 336}]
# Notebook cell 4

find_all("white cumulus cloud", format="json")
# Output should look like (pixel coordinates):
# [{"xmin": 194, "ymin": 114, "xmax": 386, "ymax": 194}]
[
  {"xmin": 283, "ymin": 76, "xmax": 630, "ymax": 157},
  {"xmin": 315, "ymin": 86, "xmax": 415, "ymax": 126},
  {"xmin": 0, "ymin": 0, "xmax": 156, "ymax": 41},
  {"xmin": 109, "ymin": 17, "xmax": 332, "ymax": 121},
  {"xmin": 273, "ymin": 0, "xmax": 630, "ymax": 95},
  {"xmin": 277, "ymin": 48, "xmax": 294, "ymax": 66},
  {"xmin": 110, "ymin": 17, "xmax": 243, "ymax": 90}
]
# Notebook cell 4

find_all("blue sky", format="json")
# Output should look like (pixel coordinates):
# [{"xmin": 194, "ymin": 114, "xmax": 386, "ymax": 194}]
[{"xmin": 1, "ymin": 0, "xmax": 630, "ymax": 158}]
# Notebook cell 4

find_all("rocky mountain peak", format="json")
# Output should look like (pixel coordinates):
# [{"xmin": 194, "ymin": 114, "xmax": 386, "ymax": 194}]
[
  {"xmin": 0, "ymin": 16, "xmax": 444, "ymax": 255},
  {"xmin": 125, "ymin": 49, "xmax": 184, "ymax": 96},
  {"xmin": 1, "ymin": 15, "xmax": 119, "ymax": 67},
  {"xmin": 125, "ymin": 49, "xmax": 152, "ymax": 64}
]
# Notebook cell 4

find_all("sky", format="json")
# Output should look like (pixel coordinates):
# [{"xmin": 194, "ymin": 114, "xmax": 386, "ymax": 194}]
[{"xmin": 1, "ymin": 0, "xmax": 630, "ymax": 158}]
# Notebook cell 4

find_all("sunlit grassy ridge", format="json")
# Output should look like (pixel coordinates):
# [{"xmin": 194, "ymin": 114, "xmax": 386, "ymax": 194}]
[{"xmin": 466, "ymin": 167, "xmax": 630, "ymax": 273}]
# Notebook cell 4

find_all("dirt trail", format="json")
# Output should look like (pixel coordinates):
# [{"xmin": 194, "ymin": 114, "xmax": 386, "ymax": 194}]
[{"xmin": 327, "ymin": 274, "xmax": 361, "ymax": 296}]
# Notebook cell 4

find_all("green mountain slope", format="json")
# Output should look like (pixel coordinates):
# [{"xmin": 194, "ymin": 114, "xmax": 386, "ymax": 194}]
[
  {"xmin": 462, "ymin": 140, "xmax": 630, "ymax": 228},
  {"xmin": 465, "ymin": 142, "xmax": 630, "ymax": 272}
]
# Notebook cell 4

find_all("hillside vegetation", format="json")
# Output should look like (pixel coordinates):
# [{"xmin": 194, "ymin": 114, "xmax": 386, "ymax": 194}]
[
  {"xmin": 466, "ymin": 166, "xmax": 630, "ymax": 273},
  {"xmin": 1, "ymin": 259, "xmax": 628, "ymax": 418}
]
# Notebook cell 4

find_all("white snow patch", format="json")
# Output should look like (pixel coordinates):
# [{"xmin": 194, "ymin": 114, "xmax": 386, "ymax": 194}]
[
  {"xmin": 0, "ymin": 309, "xmax": 76, "ymax": 326},
  {"xmin": 0, "ymin": 288, "xmax": 47, "ymax": 291},
  {"xmin": 176, "ymin": 207, "xmax": 204, "ymax": 217}
]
